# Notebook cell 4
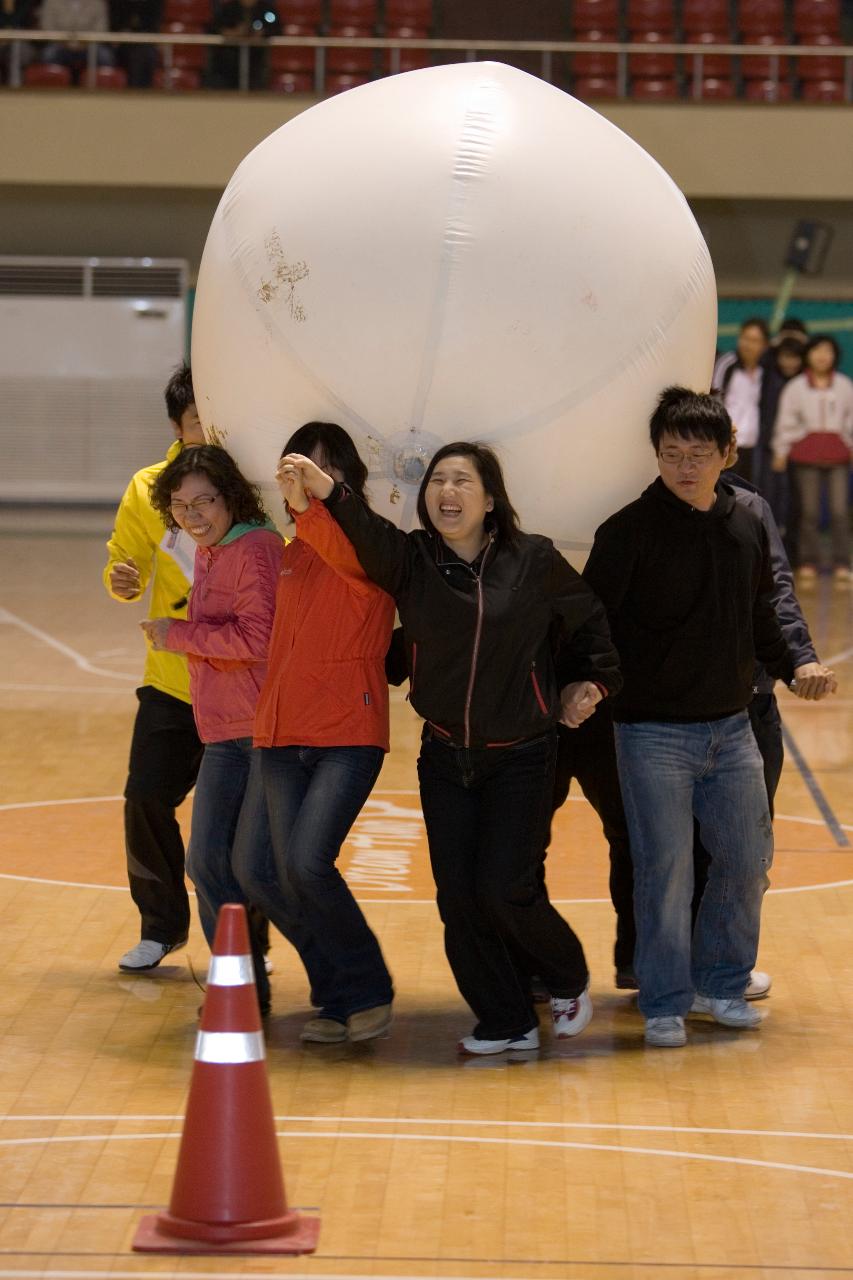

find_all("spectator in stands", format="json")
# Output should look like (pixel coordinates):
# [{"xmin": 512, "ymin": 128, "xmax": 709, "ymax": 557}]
[
  {"xmin": 39, "ymin": 0, "xmax": 116, "ymax": 79},
  {"xmin": 771, "ymin": 334, "xmax": 853, "ymax": 583},
  {"xmin": 207, "ymin": 0, "xmax": 279, "ymax": 89},
  {"xmin": 0, "ymin": 0, "xmax": 35, "ymax": 81},
  {"xmin": 110, "ymin": 0, "xmax": 162, "ymax": 87},
  {"xmin": 713, "ymin": 317, "xmax": 770, "ymax": 486}
]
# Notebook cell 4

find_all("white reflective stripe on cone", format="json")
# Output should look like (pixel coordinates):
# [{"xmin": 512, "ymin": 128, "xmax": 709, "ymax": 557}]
[
  {"xmin": 207, "ymin": 953, "xmax": 254, "ymax": 986},
  {"xmin": 194, "ymin": 1031, "xmax": 266, "ymax": 1064}
]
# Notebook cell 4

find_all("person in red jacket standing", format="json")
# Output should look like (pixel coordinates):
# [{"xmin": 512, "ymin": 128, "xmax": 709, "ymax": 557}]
[
  {"xmin": 250, "ymin": 422, "xmax": 396, "ymax": 1045},
  {"xmin": 143, "ymin": 445, "xmax": 283, "ymax": 1013}
]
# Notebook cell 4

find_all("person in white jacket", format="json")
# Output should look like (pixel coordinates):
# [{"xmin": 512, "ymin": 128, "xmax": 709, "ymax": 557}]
[{"xmin": 771, "ymin": 335, "xmax": 853, "ymax": 583}]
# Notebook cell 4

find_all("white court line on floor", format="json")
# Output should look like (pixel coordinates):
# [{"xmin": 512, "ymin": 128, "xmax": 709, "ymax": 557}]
[
  {"xmin": 2, "ymin": 1115, "xmax": 850, "ymax": 1143},
  {"xmin": 0, "ymin": 1129, "xmax": 849, "ymax": 1183},
  {"xmin": 0, "ymin": 609, "xmax": 138, "ymax": 682}
]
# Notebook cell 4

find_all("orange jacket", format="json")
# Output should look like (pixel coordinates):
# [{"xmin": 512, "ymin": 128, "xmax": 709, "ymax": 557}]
[{"xmin": 253, "ymin": 499, "xmax": 395, "ymax": 750}]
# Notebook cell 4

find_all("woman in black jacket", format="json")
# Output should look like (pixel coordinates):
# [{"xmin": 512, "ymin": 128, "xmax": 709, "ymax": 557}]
[{"xmin": 278, "ymin": 441, "xmax": 621, "ymax": 1055}]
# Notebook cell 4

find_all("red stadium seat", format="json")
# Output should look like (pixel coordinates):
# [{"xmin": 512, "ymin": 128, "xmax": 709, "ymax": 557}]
[
  {"xmin": 629, "ymin": 31, "xmax": 677, "ymax": 78},
  {"xmin": 626, "ymin": 1, "xmax": 675, "ymax": 34},
  {"xmin": 796, "ymin": 35, "xmax": 843, "ymax": 79},
  {"xmin": 279, "ymin": 0, "xmax": 323, "ymax": 27},
  {"xmin": 571, "ymin": 75, "xmax": 621, "ymax": 98},
  {"xmin": 325, "ymin": 71, "xmax": 371, "ymax": 93},
  {"xmin": 800, "ymin": 77, "xmax": 845, "ymax": 99},
  {"xmin": 326, "ymin": 29, "xmax": 375, "ymax": 74},
  {"xmin": 23, "ymin": 62, "xmax": 73, "ymax": 87},
  {"xmin": 683, "ymin": 0, "xmax": 729, "ymax": 34},
  {"xmin": 793, "ymin": 0, "xmax": 841, "ymax": 37},
  {"xmin": 164, "ymin": 0, "xmax": 211, "ymax": 26},
  {"xmin": 571, "ymin": 0, "xmax": 619, "ymax": 31},
  {"xmin": 269, "ymin": 69, "xmax": 314, "ymax": 91},
  {"xmin": 268, "ymin": 43, "xmax": 316, "ymax": 73},
  {"xmin": 161, "ymin": 37, "xmax": 207, "ymax": 72},
  {"xmin": 693, "ymin": 75, "xmax": 735, "ymax": 98},
  {"xmin": 684, "ymin": 32, "xmax": 733, "ymax": 80},
  {"xmin": 736, "ymin": 0, "xmax": 785, "ymax": 38},
  {"xmin": 741, "ymin": 35, "xmax": 790, "ymax": 80},
  {"xmin": 383, "ymin": 32, "xmax": 431, "ymax": 73},
  {"xmin": 744, "ymin": 75, "xmax": 793, "ymax": 100},
  {"xmin": 154, "ymin": 65, "xmax": 201, "ymax": 89},
  {"xmin": 328, "ymin": 0, "xmax": 377, "ymax": 29},
  {"xmin": 90, "ymin": 65, "xmax": 128, "ymax": 89},
  {"xmin": 384, "ymin": 0, "xmax": 432, "ymax": 25},
  {"xmin": 631, "ymin": 75, "xmax": 680, "ymax": 99},
  {"xmin": 572, "ymin": 30, "xmax": 619, "ymax": 78}
]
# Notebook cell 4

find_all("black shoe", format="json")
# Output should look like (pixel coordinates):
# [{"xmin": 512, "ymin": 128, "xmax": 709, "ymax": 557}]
[{"xmin": 615, "ymin": 967, "xmax": 639, "ymax": 990}]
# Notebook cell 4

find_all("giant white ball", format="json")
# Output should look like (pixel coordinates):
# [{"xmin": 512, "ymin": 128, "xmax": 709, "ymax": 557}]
[{"xmin": 193, "ymin": 61, "xmax": 716, "ymax": 559}]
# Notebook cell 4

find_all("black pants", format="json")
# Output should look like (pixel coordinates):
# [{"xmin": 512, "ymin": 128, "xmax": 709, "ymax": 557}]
[
  {"xmin": 123, "ymin": 686, "xmax": 205, "ymax": 945},
  {"xmin": 551, "ymin": 706, "xmax": 635, "ymax": 971},
  {"xmin": 550, "ymin": 694, "xmax": 784, "ymax": 970},
  {"xmin": 418, "ymin": 728, "xmax": 588, "ymax": 1041}
]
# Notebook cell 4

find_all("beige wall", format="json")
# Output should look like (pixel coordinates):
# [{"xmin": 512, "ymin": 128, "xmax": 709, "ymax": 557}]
[
  {"xmin": 2, "ymin": 93, "xmax": 852, "ymax": 294},
  {"xmin": 3, "ymin": 92, "xmax": 853, "ymax": 198}
]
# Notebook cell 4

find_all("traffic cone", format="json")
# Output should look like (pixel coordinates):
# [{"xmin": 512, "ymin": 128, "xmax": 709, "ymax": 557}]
[{"xmin": 133, "ymin": 904, "xmax": 320, "ymax": 1255}]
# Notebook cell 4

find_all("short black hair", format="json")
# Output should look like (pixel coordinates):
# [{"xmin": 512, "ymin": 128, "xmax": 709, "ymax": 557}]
[
  {"xmin": 775, "ymin": 336, "xmax": 806, "ymax": 362},
  {"xmin": 739, "ymin": 316, "xmax": 770, "ymax": 340},
  {"xmin": 281, "ymin": 422, "xmax": 368, "ymax": 501},
  {"xmin": 650, "ymin": 386, "xmax": 733, "ymax": 454},
  {"xmin": 150, "ymin": 444, "xmax": 268, "ymax": 532},
  {"xmin": 164, "ymin": 362, "xmax": 195, "ymax": 425},
  {"xmin": 804, "ymin": 333, "xmax": 841, "ymax": 370},
  {"xmin": 416, "ymin": 442, "xmax": 521, "ymax": 547},
  {"xmin": 778, "ymin": 316, "xmax": 809, "ymax": 337}
]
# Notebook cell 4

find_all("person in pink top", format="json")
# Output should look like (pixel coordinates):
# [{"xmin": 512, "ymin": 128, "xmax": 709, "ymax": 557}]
[{"xmin": 142, "ymin": 445, "xmax": 283, "ymax": 1013}]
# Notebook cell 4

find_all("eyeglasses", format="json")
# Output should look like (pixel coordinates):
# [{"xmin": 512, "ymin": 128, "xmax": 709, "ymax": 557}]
[
  {"xmin": 170, "ymin": 493, "xmax": 220, "ymax": 516},
  {"xmin": 658, "ymin": 449, "xmax": 719, "ymax": 467}
]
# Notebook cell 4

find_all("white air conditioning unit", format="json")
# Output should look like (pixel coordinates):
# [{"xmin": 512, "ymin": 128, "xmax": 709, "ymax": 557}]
[{"xmin": 0, "ymin": 256, "xmax": 188, "ymax": 501}]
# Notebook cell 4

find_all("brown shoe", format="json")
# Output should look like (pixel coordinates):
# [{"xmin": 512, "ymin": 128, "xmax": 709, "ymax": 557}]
[
  {"xmin": 300, "ymin": 1017, "xmax": 347, "ymax": 1043},
  {"xmin": 347, "ymin": 1004, "xmax": 393, "ymax": 1042}
]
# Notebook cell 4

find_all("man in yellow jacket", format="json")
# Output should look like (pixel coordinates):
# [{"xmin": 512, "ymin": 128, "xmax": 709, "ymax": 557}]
[{"xmin": 104, "ymin": 364, "xmax": 206, "ymax": 970}]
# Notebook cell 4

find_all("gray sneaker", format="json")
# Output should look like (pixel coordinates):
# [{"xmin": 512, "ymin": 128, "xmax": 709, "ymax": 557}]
[
  {"xmin": 690, "ymin": 994, "xmax": 762, "ymax": 1027},
  {"xmin": 118, "ymin": 938, "xmax": 187, "ymax": 972},
  {"xmin": 644, "ymin": 1016, "xmax": 687, "ymax": 1047}
]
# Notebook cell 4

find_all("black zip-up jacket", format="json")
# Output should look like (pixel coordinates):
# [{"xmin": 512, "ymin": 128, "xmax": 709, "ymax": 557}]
[
  {"xmin": 726, "ymin": 473, "xmax": 817, "ymax": 696},
  {"xmin": 324, "ymin": 484, "xmax": 622, "ymax": 748},
  {"xmin": 583, "ymin": 477, "xmax": 795, "ymax": 724}
]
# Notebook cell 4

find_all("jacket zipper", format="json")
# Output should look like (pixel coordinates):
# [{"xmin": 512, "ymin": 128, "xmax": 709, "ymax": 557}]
[
  {"xmin": 530, "ymin": 663, "xmax": 549, "ymax": 715},
  {"xmin": 407, "ymin": 640, "xmax": 417, "ymax": 702},
  {"xmin": 463, "ymin": 539, "xmax": 492, "ymax": 748}
]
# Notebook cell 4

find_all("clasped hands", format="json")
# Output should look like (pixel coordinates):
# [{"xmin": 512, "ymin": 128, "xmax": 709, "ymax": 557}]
[{"xmin": 275, "ymin": 453, "xmax": 334, "ymax": 514}]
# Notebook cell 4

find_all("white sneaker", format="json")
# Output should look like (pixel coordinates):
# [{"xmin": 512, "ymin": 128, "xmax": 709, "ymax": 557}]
[
  {"xmin": 118, "ymin": 937, "xmax": 187, "ymax": 972},
  {"xmin": 690, "ymin": 994, "xmax": 762, "ymax": 1027},
  {"xmin": 551, "ymin": 988, "xmax": 593, "ymax": 1039},
  {"xmin": 458, "ymin": 1027, "xmax": 540, "ymax": 1056},
  {"xmin": 745, "ymin": 970, "xmax": 771, "ymax": 1000},
  {"xmin": 645, "ymin": 1016, "xmax": 686, "ymax": 1047}
]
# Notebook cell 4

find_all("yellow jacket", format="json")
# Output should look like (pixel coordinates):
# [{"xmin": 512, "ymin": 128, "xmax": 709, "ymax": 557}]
[{"xmin": 103, "ymin": 440, "xmax": 196, "ymax": 703}]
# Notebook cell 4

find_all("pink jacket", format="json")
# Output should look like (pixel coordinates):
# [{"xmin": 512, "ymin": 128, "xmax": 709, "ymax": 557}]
[{"xmin": 164, "ymin": 524, "xmax": 283, "ymax": 743}]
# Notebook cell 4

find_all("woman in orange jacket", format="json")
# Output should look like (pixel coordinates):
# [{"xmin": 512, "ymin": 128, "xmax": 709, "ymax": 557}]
[{"xmin": 246, "ymin": 422, "xmax": 396, "ymax": 1044}]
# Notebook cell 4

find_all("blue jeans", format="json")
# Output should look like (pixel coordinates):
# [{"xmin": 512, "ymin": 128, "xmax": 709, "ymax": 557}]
[
  {"xmin": 418, "ymin": 728, "xmax": 588, "ymax": 1041},
  {"xmin": 252, "ymin": 745, "xmax": 393, "ymax": 1023},
  {"xmin": 614, "ymin": 713, "xmax": 773, "ymax": 1019},
  {"xmin": 186, "ymin": 738, "xmax": 270, "ymax": 1007}
]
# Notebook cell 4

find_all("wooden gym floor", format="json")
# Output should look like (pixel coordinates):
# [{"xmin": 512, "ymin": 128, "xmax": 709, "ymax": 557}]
[{"xmin": 0, "ymin": 514, "xmax": 851, "ymax": 1280}]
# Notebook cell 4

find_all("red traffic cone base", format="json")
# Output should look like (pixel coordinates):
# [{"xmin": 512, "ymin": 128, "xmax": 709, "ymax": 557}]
[{"xmin": 132, "ymin": 904, "xmax": 320, "ymax": 1255}]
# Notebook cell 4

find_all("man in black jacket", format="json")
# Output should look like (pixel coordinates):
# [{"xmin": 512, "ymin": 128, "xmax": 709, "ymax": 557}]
[{"xmin": 584, "ymin": 387, "xmax": 795, "ymax": 1048}]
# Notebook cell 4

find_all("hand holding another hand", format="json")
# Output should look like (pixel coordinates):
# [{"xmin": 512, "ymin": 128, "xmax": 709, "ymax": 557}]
[{"xmin": 560, "ymin": 680, "xmax": 603, "ymax": 729}]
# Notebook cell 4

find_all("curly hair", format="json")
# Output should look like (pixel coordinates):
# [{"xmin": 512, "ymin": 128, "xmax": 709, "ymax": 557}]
[{"xmin": 150, "ymin": 445, "xmax": 268, "ymax": 532}]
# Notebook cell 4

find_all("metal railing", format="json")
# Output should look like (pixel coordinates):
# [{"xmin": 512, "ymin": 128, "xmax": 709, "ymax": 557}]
[{"xmin": 1, "ymin": 30, "xmax": 852, "ymax": 99}]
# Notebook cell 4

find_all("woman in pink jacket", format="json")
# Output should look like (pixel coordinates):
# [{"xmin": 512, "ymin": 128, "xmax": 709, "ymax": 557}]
[{"xmin": 143, "ymin": 445, "xmax": 283, "ymax": 1012}]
